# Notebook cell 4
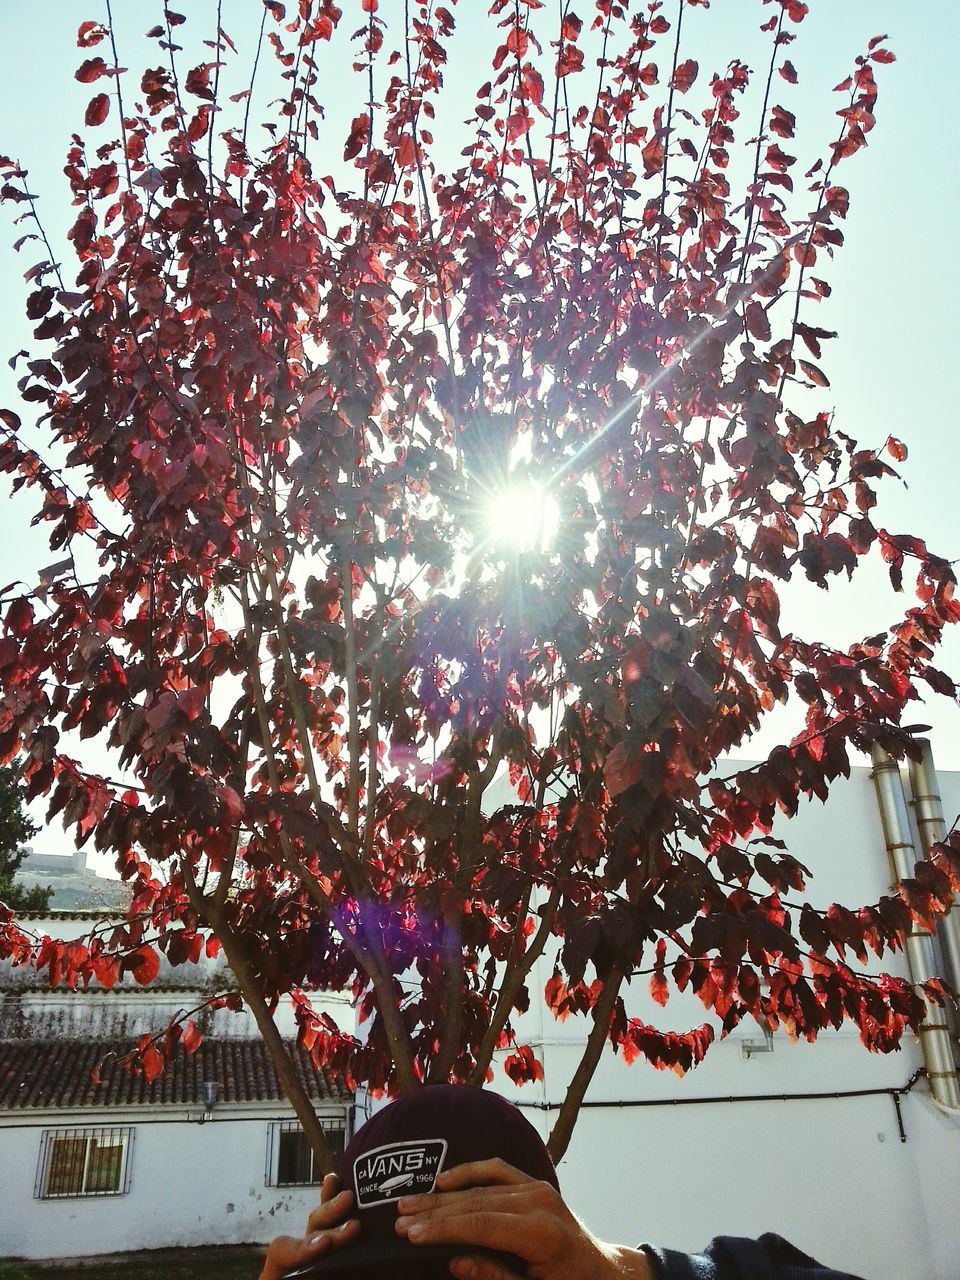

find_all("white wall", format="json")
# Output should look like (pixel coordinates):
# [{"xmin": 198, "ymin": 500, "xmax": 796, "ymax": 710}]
[
  {"xmin": 480, "ymin": 760, "xmax": 960, "ymax": 1280},
  {"xmin": 0, "ymin": 1105, "xmax": 347, "ymax": 1260}
]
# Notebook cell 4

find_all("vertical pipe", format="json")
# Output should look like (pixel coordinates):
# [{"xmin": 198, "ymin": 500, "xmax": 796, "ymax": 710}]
[
  {"xmin": 870, "ymin": 745, "xmax": 960, "ymax": 1108},
  {"xmin": 907, "ymin": 740, "xmax": 960, "ymax": 998}
]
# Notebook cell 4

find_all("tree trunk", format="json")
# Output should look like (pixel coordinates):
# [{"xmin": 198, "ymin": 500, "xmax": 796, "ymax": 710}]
[{"xmin": 546, "ymin": 964, "xmax": 624, "ymax": 1163}]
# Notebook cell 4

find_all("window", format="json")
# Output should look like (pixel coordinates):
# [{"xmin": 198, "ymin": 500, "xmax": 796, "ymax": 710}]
[
  {"xmin": 266, "ymin": 1118, "xmax": 346, "ymax": 1187},
  {"xmin": 36, "ymin": 1127, "xmax": 134, "ymax": 1199}
]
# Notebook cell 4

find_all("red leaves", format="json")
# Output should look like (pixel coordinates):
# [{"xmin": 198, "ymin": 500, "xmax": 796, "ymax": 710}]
[
  {"xmin": 560, "ymin": 12, "xmax": 582, "ymax": 41},
  {"xmin": 557, "ymin": 43, "xmax": 584, "ymax": 77},
  {"xmin": 0, "ymin": 0, "xmax": 947, "ymax": 1138},
  {"xmin": 85, "ymin": 94, "xmax": 110, "ymax": 127},
  {"xmin": 503, "ymin": 1044, "xmax": 543, "ymax": 1084},
  {"xmin": 621, "ymin": 1020, "xmax": 714, "ymax": 1074}
]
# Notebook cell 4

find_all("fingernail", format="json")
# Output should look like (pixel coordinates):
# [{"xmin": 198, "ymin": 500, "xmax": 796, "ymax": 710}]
[
  {"xmin": 451, "ymin": 1261, "xmax": 476, "ymax": 1279},
  {"xmin": 407, "ymin": 1221, "xmax": 426, "ymax": 1240}
]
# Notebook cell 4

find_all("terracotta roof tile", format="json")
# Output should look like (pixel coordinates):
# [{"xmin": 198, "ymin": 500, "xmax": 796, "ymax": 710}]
[{"xmin": 0, "ymin": 1039, "xmax": 351, "ymax": 1111}]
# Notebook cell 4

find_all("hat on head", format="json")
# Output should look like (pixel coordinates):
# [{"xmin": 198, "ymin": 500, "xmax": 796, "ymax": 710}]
[{"xmin": 283, "ymin": 1083, "xmax": 560, "ymax": 1278}]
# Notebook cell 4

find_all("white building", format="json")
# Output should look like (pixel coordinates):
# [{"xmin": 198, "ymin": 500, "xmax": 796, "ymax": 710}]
[
  {"xmin": 0, "ymin": 908, "xmax": 353, "ymax": 1262},
  {"xmin": 2, "ymin": 752, "xmax": 959, "ymax": 1278},
  {"xmin": 483, "ymin": 754, "xmax": 960, "ymax": 1280}
]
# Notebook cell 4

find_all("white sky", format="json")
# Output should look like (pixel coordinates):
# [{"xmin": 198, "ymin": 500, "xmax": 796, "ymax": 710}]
[{"xmin": 1, "ymin": 0, "xmax": 958, "ymax": 859}]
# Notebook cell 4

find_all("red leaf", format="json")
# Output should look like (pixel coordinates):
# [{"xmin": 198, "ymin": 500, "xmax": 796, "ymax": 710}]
[
  {"xmin": 886, "ymin": 436, "xmax": 907, "ymax": 463},
  {"xmin": 141, "ymin": 1044, "xmax": 164, "ymax": 1082},
  {"xmin": 85, "ymin": 94, "xmax": 110, "ymax": 127},
  {"xmin": 870, "ymin": 49, "xmax": 896, "ymax": 64},
  {"xmin": 779, "ymin": 60, "xmax": 798, "ymax": 84},
  {"xmin": 672, "ymin": 60, "xmax": 698, "ymax": 95},
  {"xmin": 76, "ymin": 57, "xmax": 108, "ymax": 83},
  {"xmin": 641, "ymin": 135, "xmax": 664, "ymax": 176},
  {"xmin": 604, "ymin": 742, "xmax": 643, "ymax": 798},
  {"xmin": 130, "ymin": 945, "xmax": 160, "ymax": 986},
  {"xmin": 5, "ymin": 597, "xmax": 33, "ymax": 637},
  {"xmin": 93, "ymin": 954, "xmax": 120, "ymax": 989},
  {"xmin": 181, "ymin": 1020, "xmax": 202, "ymax": 1054},
  {"xmin": 650, "ymin": 970, "xmax": 669, "ymax": 1006},
  {"xmin": 77, "ymin": 21, "xmax": 108, "ymax": 47},
  {"xmin": 798, "ymin": 359, "xmax": 830, "ymax": 388},
  {"xmin": 361, "ymin": 0, "xmax": 378, "ymax": 9},
  {"xmin": 744, "ymin": 301, "xmax": 771, "ymax": 342}
]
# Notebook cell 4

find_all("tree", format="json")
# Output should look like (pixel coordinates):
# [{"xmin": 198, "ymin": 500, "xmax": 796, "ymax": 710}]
[
  {"xmin": 0, "ymin": 1, "xmax": 958, "ymax": 1168},
  {"xmin": 0, "ymin": 764, "xmax": 50, "ymax": 913}
]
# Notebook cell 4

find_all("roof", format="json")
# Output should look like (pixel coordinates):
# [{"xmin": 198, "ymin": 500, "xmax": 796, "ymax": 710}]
[
  {"xmin": 9, "ymin": 909, "xmax": 127, "ymax": 922},
  {"xmin": 0, "ymin": 1038, "xmax": 351, "ymax": 1112}
]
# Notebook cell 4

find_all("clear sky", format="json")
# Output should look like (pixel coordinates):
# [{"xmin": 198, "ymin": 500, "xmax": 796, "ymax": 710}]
[{"xmin": 1, "ymin": 0, "xmax": 958, "ymax": 858}]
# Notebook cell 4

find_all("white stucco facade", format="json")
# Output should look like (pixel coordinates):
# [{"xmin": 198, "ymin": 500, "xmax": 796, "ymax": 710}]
[
  {"xmin": 3, "ymin": 755, "xmax": 959, "ymax": 1277},
  {"xmin": 480, "ymin": 759, "xmax": 960, "ymax": 1280},
  {"xmin": 0, "ymin": 1100, "xmax": 350, "ymax": 1260}
]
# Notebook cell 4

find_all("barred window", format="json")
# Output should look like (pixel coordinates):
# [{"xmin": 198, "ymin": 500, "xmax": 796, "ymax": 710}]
[
  {"xmin": 266, "ymin": 1119, "xmax": 346, "ymax": 1187},
  {"xmin": 35, "ymin": 1127, "xmax": 134, "ymax": 1199}
]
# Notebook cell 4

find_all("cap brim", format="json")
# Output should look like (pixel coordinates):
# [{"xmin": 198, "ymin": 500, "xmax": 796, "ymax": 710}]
[{"xmin": 283, "ymin": 1239, "xmax": 523, "ymax": 1278}]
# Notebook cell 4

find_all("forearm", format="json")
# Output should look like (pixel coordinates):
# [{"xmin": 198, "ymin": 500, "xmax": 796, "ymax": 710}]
[{"xmin": 603, "ymin": 1242, "xmax": 656, "ymax": 1280}]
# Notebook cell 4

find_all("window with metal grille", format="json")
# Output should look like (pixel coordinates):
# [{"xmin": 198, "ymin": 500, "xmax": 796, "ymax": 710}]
[
  {"xmin": 266, "ymin": 1119, "xmax": 346, "ymax": 1187},
  {"xmin": 35, "ymin": 1127, "xmax": 134, "ymax": 1199}
]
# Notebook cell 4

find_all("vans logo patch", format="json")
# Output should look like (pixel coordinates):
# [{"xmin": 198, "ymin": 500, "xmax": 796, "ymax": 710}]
[{"xmin": 353, "ymin": 1139, "xmax": 447, "ymax": 1208}]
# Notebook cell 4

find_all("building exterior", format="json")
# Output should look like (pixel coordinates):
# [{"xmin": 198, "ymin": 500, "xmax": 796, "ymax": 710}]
[
  {"xmin": 481, "ymin": 756, "xmax": 960, "ymax": 1280},
  {"xmin": 3, "ymin": 753, "xmax": 959, "ymax": 1276},
  {"xmin": 13, "ymin": 848, "xmax": 130, "ymax": 911},
  {"xmin": 0, "ymin": 908, "xmax": 353, "ymax": 1261}
]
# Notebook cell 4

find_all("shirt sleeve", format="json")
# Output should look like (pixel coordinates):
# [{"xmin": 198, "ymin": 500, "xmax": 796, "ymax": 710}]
[{"xmin": 640, "ymin": 1233, "xmax": 868, "ymax": 1280}]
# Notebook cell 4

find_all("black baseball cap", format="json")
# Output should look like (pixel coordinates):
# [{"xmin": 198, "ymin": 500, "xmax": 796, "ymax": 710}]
[{"xmin": 283, "ymin": 1083, "xmax": 560, "ymax": 1278}]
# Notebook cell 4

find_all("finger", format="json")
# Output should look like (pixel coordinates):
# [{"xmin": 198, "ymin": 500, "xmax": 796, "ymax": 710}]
[
  {"xmin": 305, "ymin": 1188, "xmax": 355, "ymax": 1235},
  {"xmin": 399, "ymin": 1207, "xmax": 541, "ymax": 1260},
  {"xmin": 397, "ymin": 1184, "xmax": 532, "ymax": 1226},
  {"xmin": 320, "ymin": 1172, "xmax": 341, "ymax": 1205},
  {"xmin": 259, "ymin": 1225, "xmax": 352, "ymax": 1280},
  {"xmin": 434, "ymin": 1159, "xmax": 534, "ymax": 1193},
  {"xmin": 449, "ymin": 1254, "xmax": 525, "ymax": 1280}
]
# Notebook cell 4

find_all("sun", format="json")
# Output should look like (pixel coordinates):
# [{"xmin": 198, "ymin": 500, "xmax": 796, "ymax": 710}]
[{"xmin": 484, "ymin": 482, "xmax": 559, "ymax": 555}]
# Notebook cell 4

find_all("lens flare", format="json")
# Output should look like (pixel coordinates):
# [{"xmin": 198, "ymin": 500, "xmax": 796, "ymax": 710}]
[{"xmin": 484, "ymin": 482, "xmax": 558, "ymax": 554}]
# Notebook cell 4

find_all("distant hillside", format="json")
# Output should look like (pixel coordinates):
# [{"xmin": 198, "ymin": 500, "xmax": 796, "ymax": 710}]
[{"xmin": 13, "ymin": 850, "xmax": 130, "ymax": 911}]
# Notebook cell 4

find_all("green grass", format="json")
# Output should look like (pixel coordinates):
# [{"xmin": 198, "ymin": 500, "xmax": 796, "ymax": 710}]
[{"xmin": 2, "ymin": 1247, "xmax": 264, "ymax": 1280}]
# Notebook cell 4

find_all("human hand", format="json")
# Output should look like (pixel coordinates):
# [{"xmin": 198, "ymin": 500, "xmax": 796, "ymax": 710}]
[
  {"xmin": 394, "ymin": 1158, "xmax": 653, "ymax": 1280},
  {"xmin": 259, "ymin": 1172, "xmax": 360, "ymax": 1280}
]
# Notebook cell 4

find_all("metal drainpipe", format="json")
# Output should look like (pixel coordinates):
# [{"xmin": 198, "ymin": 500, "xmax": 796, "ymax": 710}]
[
  {"xmin": 870, "ymin": 745, "xmax": 960, "ymax": 1108},
  {"xmin": 907, "ymin": 740, "xmax": 960, "ymax": 1006}
]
